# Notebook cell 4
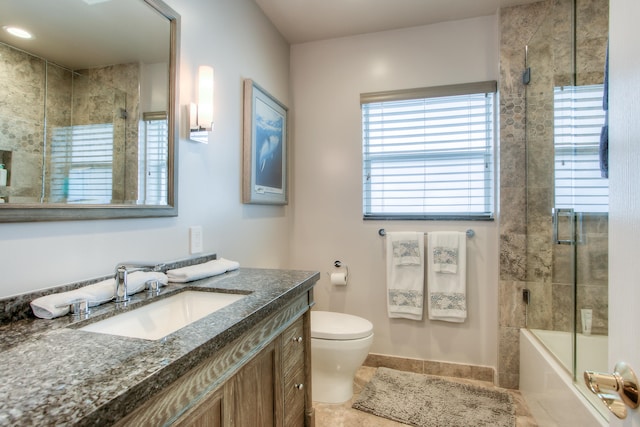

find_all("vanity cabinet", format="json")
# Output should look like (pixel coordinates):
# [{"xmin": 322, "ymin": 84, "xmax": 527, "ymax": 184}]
[{"xmin": 116, "ymin": 292, "xmax": 314, "ymax": 427}]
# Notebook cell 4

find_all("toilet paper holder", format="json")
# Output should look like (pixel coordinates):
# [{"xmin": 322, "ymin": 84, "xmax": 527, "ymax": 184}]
[{"xmin": 327, "ymin": 260, "xmax": 349, "ymax": 284}]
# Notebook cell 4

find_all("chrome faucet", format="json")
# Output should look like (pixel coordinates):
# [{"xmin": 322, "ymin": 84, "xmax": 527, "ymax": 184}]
[{"xmin": 114, "ymin": 262, "xmax": 165, "ymax": 307}]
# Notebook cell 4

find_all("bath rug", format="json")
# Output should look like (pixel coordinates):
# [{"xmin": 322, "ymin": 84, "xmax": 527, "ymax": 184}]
[{"xmin": 352, "ymin": 367, "xmax": 515, "ymax": 427}]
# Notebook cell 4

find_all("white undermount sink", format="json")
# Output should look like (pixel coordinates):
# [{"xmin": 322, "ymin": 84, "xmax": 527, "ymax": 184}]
[{"xmin": 79, "ymin": 290, "xmax": 247, "ymax": 340}]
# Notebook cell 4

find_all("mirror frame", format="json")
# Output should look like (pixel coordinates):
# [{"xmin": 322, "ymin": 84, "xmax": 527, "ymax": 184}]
[{"xmin": 0, "ymin": 0, "xmax": 180, "ymax": 222}]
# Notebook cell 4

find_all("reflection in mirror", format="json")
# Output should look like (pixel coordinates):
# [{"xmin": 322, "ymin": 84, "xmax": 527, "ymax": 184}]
[{"xmin": 0, "ymin": 0, "xmax": 179, "ymax": 221}]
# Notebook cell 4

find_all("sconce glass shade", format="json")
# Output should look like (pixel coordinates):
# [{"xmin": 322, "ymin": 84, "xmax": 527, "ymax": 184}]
[
  {"xmin": 197, "ymin": 65, "xmax": 213, "ymax": 130},
  {"xmin": 189, "ymin": 65, "xmax": 214, "ymax": 143}
]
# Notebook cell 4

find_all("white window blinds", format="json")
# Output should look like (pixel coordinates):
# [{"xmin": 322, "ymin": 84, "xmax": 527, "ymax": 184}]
[
  {"xmin": 49, "ymin": 123, "xmax": 114, "ymax": 204},
  {"xmin": 361, "ymin": 81, "xmax": 496, "ymax": 220},
  {"xmin": 138, "ymin": 112, "xmax": 168, "ymax": 205},
  {"xmin": 554, "ymin": 84, "xmax": 608, "ymax": 213}
]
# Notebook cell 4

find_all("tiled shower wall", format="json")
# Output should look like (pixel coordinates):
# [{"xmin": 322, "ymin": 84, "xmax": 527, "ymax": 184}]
[
  {"xmin": 498, "ymin": 0, "xmax": 609, "ymax": 388},
  {"xmin": 0, "ymin": 43, "xmax": 50, "ymax": 202},
  {"xmin": 0, "ymin": 42, "xmax": 139, "ymax": 203}
]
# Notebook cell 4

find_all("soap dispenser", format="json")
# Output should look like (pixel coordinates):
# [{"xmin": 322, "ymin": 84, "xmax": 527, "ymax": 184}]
[{"xmin": 0, "ymin": 164, "xmax": 6, "ymax": 187}]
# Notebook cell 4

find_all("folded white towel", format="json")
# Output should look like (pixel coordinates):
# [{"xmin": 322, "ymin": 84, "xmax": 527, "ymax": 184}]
[
  {"xmin": 30, "ymin": 271, "xmax": 169, "ymax": 320},
  {"xmin": 427, "ymin": 231, "xmax": 467, "ymax": 323},
  {"xmin": 386, "ymin": 232, "xmax": 425, "ymax": 320},
  {"xmin": 430, "ymin": 231, "xmax": 460, "ymax": 273},
  {"xmin": 166, "ymin": 258, "xmax": 239, "ymax": 283}
]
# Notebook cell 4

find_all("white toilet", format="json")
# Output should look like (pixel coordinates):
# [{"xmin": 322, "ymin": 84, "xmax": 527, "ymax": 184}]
[{"xmin": 310, "ymin": 310, "xmax": 374, "ymax": 404}]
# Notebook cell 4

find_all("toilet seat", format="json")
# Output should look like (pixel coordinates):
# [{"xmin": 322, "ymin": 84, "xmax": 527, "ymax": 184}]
[{"xmin": 311, "ymin": 311, "xmax": 373, "ymax": 340}]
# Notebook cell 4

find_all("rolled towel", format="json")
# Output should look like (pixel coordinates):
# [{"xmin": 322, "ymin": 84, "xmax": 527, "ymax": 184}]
[
  {"xmin": 31, "ymin": 290, "xmax": 84, "ymax": 320},
  {"xmin": 167, "ymin": 258, "xmax": 239, "ymax": 283},
  {"xmin": 75, "ymin": 279, "xmax": 116, "ymax": 307},
  {"xmin": 30, "ymin": 271, "xmax": 169, "ymax": 319}
]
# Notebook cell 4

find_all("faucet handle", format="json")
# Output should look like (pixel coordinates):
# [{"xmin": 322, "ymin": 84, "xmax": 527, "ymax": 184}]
[
  {"xmin": 69, "ymin": 299, "xmax": 91, "ymax": 319},
  {"xmin": 146, "ymin": 279, "xmax": 162, "ymax": 296}
]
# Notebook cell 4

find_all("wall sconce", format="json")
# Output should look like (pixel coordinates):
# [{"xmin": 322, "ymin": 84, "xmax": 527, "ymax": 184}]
[{"xmin": 189, "ymin": 65, "xmax": 214, "ymax": 143}]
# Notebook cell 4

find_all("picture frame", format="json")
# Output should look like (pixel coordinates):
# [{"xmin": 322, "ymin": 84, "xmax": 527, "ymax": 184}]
[{"xmin": 242, "ymin": 79, "xmax": 288, "ymax": 205}]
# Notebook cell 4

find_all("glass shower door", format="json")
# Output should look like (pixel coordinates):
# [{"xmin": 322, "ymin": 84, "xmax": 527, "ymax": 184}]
[{"xmin": 524, "ymin": 0, "xmax": 609, "ymax": 417}]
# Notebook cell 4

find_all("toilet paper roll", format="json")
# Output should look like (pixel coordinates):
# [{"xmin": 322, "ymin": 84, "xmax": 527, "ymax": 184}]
[{"xmin": 330, "ymin": 272, "xmax": 347, "ymax": 286}]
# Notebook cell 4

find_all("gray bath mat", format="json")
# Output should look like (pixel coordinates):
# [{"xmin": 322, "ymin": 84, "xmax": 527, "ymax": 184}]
[{"xmin": 352, "ymin": 367, "xmax": 515, "ymax": 427}]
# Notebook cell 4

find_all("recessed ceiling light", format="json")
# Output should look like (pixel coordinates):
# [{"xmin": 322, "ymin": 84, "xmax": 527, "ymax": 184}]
[
  {"xmin": 82, "ymin": 0, "xmax": 111, "ymax": 4},
  {"xmin": 3, "ymin": 26, "xmax": 33, "ymax": 39}
]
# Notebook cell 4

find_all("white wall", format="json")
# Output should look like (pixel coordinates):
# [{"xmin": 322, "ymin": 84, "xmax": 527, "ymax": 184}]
[
  {"xmin": 0, "ymin": 0, "xmax": 291, "ymax": 298},
  {"xmin": 609, "ymin": 1, "xmax": 640, "ymax": 426},
  {"xmin": 289, "ymin": 16, "xmax": 500, "ymax": 368}
]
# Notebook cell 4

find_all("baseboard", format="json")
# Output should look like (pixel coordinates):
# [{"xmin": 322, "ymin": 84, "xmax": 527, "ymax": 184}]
[{"xmin": 363, "ymin": 353, "xmax": 495, "ymax": 384}]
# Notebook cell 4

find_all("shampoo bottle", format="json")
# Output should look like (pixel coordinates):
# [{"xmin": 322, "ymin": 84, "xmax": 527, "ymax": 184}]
[
  {"xmin": 581, "ymin": 308, "xmax": 593, "ymax": 335},
  {"xmin": 0, "ymin": 164, "xmax": 6, "ymax": 186}
]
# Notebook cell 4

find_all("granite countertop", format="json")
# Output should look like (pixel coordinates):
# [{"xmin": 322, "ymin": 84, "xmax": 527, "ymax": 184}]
[{"xmin": 0, "ymin": 267, "xmax": 319, "ymax": 426}]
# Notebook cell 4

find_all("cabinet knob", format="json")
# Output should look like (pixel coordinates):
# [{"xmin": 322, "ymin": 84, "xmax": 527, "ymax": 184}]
[
  {"xmin": 294, "ymin": 383, "xmax": 304, "ymax": 390},
  {"xmin": 291, "ymin": 336, "xmax": 303, "ymax": 343}
]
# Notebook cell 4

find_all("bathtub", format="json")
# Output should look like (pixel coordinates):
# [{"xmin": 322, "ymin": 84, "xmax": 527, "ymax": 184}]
[{"xmin": 519, "ymin": 329, "xmax": 608, "ymax": 426}]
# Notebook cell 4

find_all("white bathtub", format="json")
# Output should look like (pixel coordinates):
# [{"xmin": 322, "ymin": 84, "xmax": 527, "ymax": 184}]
[{"xmin": 519, "ymin": 329, "xmax": 609, "ymax": 426}]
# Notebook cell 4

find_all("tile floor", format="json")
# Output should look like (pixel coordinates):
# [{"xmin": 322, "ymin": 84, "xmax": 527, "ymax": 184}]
[{"xmin": 314, "ymin": 366, "xmax": 538, "ymax": 427}]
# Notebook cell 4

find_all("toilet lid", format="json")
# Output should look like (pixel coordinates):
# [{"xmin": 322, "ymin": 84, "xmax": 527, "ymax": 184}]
[{"xmin": 311, "ymin": 311, "xmax": 373, "ymax": 340}]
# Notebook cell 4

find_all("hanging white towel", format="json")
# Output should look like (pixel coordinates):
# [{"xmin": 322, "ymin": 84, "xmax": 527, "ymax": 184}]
[
  {"xmin": 386, "ymin": 232, "xmax": 425, "ymax": 320},
  {"xmin": 427, "ymin": 231, "xmax": 467, "ymax": 322}
]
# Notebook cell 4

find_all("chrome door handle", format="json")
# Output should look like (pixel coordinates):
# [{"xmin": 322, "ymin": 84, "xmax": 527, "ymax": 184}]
[
  {"xmin": 584, "ymin": 362, "xmax": 639, "ymax": 419},
  {"xmin": 553, "ymin": 208, "xmax": 575, "ymax": 245}
]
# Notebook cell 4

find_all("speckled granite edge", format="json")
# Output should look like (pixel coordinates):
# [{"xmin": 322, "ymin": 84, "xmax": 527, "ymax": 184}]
[
  {"xmin": 0, "ymin": 253, "xmax": 217, "ymax": 325},
  {"xmin": 0, "ymin": 266, "xmax": 320, "ymax": 427}
]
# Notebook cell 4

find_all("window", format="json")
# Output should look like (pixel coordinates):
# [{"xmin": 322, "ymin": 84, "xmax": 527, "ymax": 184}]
[
  {"xmin": 138, "ymin": 112, "xmax": 169, "ymax": 205},
  {"xmin": 554, "ymin": 84, "xmax": 608, "ymax": 213},
  {"xmin": 49, "ymin": 123, "xmax": 114, "ymax": 204},
  {"xmin": 361, "ymin": 81, "xmax": 496, "ymax": 220}
]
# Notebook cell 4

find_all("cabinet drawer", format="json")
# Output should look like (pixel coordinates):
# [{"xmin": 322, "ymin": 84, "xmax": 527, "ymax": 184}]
[
  {"xmin": 283, "ymin": 363, "xmax": 305, "ymax": 427},
  {"xmin": 282, "ymin": 317, "xmax": 304, "ymax": 373}
]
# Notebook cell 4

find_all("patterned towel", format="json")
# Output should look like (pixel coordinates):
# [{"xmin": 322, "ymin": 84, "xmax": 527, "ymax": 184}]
[
  {"xmin": 427, "ymin": 231, "xmax": 467, "ymax": 323},
  {"xmin": 431, "ymin": 232, "xmax": 460, "ymax": 273},
  {"xmin": 386, "ymin": 232, "xmax": 425, "ymax": 320},
  {"xmin": 392, "ymin": 238, "xmax": 422, "ymax": 266}
]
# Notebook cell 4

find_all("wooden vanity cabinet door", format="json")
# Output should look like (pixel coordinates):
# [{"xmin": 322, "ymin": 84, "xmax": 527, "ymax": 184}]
[
  {"xmin": 174, "ymin": 341, "xmax": 278, "ymax": 427},
  {"xmin": 173, "ymin": 388, "xmax": 224, "ymax": 427},
  {"xmin": 225, "ymin": 340, "xmax": 278, "ymax": 427}
]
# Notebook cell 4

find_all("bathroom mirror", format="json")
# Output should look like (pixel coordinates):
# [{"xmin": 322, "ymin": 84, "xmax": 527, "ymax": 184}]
[{"xmin": 0, "ymin": 0, "xmax": 179, "ymax": 222}]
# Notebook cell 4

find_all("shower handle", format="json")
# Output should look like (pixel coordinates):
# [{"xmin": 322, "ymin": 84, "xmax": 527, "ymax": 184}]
[
  {"xmin": 552, "ymin": 208, "xmax": 576, "ymax": 245},
  {"xmin": 584, "ymin": 362, "xmax": 639, "ymax": 419}
]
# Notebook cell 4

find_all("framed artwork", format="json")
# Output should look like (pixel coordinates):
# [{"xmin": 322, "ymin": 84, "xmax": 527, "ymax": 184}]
[{"xmin": 242, "ymin": 79, "xmax": 288, "ymax": 205}]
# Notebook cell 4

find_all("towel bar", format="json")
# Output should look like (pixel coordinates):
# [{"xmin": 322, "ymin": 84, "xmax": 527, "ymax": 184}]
[{"xmin": 378, "ymin": 228, "xmax": 475, "ymax": 238}]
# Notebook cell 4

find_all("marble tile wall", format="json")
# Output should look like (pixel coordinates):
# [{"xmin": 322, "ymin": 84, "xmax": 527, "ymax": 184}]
[
  {"xmin": 498, "ymin": 0, "xmax": 609, "ymax": 389},
  {"xmin": 0, "ymin": 42, "xmax": 140, "ymax": 204},
  {"xmin": 77, "ymin": 63, "xmax": 141, "ymax": 203},
  {"xmin": 0, "ymin": 43, "xmax": 47, "ymax": 202}
]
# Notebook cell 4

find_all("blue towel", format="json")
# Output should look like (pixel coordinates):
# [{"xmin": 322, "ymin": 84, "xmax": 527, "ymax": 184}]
[
  {"xmin": 600, "ymin": 42, "xmax": 609, "ymax": 178},
  {"xmin": 600, "ymin": 125, "xmax": 608, "ymax": 178}
]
